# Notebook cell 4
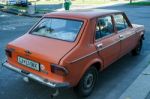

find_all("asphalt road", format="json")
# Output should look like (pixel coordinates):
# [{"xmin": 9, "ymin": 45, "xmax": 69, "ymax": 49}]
[{"xmin": 0, "ymin": 5, "xmax": 150, "ymax": 99}]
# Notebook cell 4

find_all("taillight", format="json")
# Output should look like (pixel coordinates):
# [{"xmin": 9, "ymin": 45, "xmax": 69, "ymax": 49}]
[
  {"xmin": 5, "ymin": 48, "xmax": 14, "ymax": 58},
  {"xmin": 51, "ymin": 64, "xmax": 68, "ymax": 76}
]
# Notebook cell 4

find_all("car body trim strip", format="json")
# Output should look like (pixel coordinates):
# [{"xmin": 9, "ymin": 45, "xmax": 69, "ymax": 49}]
[{"xmin": 70, "ymin": 40, "xmax": 120, "ymax": 64}]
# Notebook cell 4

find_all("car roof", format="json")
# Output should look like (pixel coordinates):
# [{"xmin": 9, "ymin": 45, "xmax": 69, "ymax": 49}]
[{"xmin": 44, "ymin": 9, "xmax": 122, "ymax": 20}]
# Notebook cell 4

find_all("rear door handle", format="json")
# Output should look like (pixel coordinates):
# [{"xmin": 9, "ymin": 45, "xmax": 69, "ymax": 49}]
[
  {"xmin": 119, "ymin": 35, "xmax": 124, "ymax": 39},
  {"xmin": 96, "ymin": 43, "xmax": 103, "ymax": 48}
]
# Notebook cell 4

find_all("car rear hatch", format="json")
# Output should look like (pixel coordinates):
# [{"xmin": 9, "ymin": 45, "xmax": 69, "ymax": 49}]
[{"xmin": 6, "ymin": 34, "xmax": 76, "ymax": 82}]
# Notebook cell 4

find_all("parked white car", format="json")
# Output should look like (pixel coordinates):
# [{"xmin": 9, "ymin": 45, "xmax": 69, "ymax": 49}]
[
  {"xmin": 7, "ymin": 0, "xmax": 27, "ymax": 6},
  {"xmin": 7, "ymin": 0, "xmax": 17, "ymax": 5},
  {"xmin": 17, "ymin": 0, "xmax": 27, "ymax": 6}
]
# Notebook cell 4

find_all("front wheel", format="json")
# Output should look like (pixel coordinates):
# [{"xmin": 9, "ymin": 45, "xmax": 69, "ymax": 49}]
[
  {"xmin": 132, "ymin": 39, "xmax": 143, "ymax": 56},
  {"xmin": 74, "ymin": 66, "xmax": 98, "ymax": 97}
]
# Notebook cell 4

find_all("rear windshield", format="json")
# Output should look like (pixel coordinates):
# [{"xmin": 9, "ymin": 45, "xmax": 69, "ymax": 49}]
[{"xmin": 31, "ymin": 18, "xmax": 83, "ymax": 42}]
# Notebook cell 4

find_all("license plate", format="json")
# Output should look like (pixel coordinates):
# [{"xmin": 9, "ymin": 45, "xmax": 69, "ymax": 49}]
[{"xmin": 18, "ymin": 56, "xmax": 40, "ymax": 71}]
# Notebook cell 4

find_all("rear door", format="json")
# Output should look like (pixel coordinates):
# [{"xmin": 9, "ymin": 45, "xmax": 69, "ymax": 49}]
[
  {"xmin": 113, "ymin": 13, "xmax": 135, "ymax": 57},
  {"xmin": 94, "ymin": 15, "xmax": 121, "ymax": 68}
]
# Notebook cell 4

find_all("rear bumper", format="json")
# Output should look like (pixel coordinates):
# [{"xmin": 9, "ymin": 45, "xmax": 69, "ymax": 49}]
[{"xmin": 2, "ymin": 62, "xmax": 71, "ymax": 89}]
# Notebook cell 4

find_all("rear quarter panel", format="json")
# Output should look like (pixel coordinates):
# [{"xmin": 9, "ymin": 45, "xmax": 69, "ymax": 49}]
[{"xmin": 59, "ymin": 18, "xmax": 103, "ymax": 86}]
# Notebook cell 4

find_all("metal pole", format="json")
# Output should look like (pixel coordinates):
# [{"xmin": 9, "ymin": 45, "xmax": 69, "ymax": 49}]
[
  {"xmin": 62, "ymin": 0, "xmax": 64, "ymax": 8},
  {"xmin": 130, "ymin": 0, "xmax": 132, "ymax": 4},
  {"xmin": 35, "ymin": 1, "xmax": 36, "ymax": 13}
]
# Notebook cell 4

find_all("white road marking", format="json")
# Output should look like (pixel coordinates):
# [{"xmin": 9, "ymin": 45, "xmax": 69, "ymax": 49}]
[
  {"xmin": 0, "ymin": 14, "xmax": 9, "ymax": 18},
  {"xmin": 0, "ymin": 20, "xmax": 30, "ymax": 31},
  {"xmin": 0, "ymin": 13, "xmax": 37, "ymax": 31},
  {"xmin": 2, "ymin": 26, "xmax": 16, "ymax": 30}
]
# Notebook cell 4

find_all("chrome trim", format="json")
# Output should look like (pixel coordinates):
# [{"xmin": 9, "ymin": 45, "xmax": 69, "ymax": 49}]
[
  {"xmin": 24, "ymin": 50, "xmax": 32, "ymax": 55},
  {"xmin": 120, "ymin": 33, "xmax": 134, "ymax": 41},
  {"xmin": 70, "ymin": 40, "xmax": 120, "ymax": 64},
  {"xmin": 71, "ymin": 50, "xmax": 98, "ymax": 64},
  {"xmin": 95, "ymin": 33, "xmax": 115, "ymax": 42},
  {"xmin": 96, "ymin": 43, "xmax": 103, "ymax": 48},
  {"xmin": 119, "ymin": 35, "xmax": 124, "ymax": 39},
  {"xmin": 71, "ymin": 31, "xmax": 136, "ymax": 64},
  {"xmin": 98, "ymin": 40, "xmax": 120, "ymax": 51},
  {"xmin": 2, "ymin": 62, "xmax": 70, "ymax": 88}
]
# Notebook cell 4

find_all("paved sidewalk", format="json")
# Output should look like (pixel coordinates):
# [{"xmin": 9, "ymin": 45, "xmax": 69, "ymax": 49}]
[{"xmin": 119, "ymin": 54, "xmax": 150, "ymax": 99}]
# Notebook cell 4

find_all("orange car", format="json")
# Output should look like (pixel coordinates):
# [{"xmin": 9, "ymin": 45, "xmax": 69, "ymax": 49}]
[{"xmin": 3, "ymin": 9, "xmax": 144, "ymax": 97}]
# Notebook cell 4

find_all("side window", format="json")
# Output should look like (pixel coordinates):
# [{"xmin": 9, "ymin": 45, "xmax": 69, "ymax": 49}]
[
  {"xmin": 96, "ymin": 16, "xmax": 114, "ymax": 40},
  {"xmin": 114, "ymin": 14, "xmax": 129, "ymax": 31}
]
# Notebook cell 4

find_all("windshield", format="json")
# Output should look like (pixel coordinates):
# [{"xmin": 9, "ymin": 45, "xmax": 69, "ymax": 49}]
[{"xmin": 31, "ymin": 18, "xmax": 83, "ymax": 42}]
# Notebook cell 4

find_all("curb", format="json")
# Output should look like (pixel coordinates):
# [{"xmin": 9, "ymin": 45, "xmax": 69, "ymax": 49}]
[
  {"xmin": 0, "ymin": 5, "xmax": 4, "ymax": 8},
  {"xmin": 119, "ymin": 54, "xmax": 150, "ymax": 99},
  {"xmin": 0, "ymin": 8, "xmax": 43, "ymax": 18}
]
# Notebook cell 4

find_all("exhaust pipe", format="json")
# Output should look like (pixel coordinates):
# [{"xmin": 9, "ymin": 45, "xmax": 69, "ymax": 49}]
[
  {"xmin": 50, "ymin": 89, "xmax": 59, "ymax": 98},
  {"xmin": 23, "ymin": 77, "xmax": 29, "ymax": 83}
]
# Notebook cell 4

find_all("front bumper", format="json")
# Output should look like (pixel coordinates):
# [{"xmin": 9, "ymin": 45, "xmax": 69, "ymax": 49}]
[{"xmin": 2, "ymin": 62, "xmax": 70, "ymax": 89}]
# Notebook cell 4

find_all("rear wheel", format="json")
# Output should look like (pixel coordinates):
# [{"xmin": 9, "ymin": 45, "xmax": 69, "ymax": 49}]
[
  {"xmin": 74, "ymin": 66, "xmax": 98, "ymax": 97},
  {"xmin": 132, "ymin": 39, "xmax": 143, "ymax": 56}
]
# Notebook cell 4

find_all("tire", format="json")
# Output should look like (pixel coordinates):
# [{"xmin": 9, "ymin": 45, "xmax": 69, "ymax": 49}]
[
  {"xmin": 74, "ymin": 66, "xmax": 98, "ymax": 97},
  {"xmin": 132, "ymin": 39, "xmax": 143, "ymax": 56}
]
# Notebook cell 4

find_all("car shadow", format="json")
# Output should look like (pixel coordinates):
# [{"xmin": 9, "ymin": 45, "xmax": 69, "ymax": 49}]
[
  {"xmin": 0, "ymin": 52, "xmax": 146, "ymax": 99},
  {"xmin": 19, "ymin": 53, "xmax": 145, "ymax": 99}
]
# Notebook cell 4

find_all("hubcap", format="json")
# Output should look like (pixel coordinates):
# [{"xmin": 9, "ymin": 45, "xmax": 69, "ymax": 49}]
[{"xmin": 84, "ymin": 73, "xmax": 94, "ymax": 89}]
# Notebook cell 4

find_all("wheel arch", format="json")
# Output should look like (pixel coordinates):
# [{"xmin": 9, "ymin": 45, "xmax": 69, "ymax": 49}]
[
  {"xmin": 74, "ymin": 58, "xmax": 103, "ymax": 87},
  {"xmin": 86, "ymin": 58, "xmax": 103, "ymax": 71},
  {"xmin": 80, "ymin": 58, "xmax": 103, "ymax": 80},
  {"xmin": 140, "ymin": 31, "xmax": 145, "ymax": 40}
]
